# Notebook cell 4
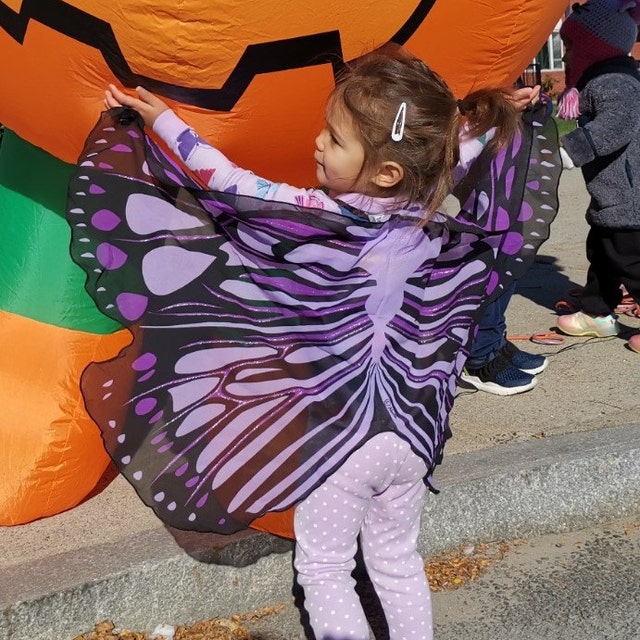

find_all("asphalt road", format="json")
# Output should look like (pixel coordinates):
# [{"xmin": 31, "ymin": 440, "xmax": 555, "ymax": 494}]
[{"xmin": 432, "ymin": 515, "xmax": 640, "ymax": 640}]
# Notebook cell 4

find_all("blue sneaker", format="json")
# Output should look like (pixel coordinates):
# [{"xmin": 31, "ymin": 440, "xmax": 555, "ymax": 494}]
[
  {"xmin": 460, "ymin": 353, "xmax": 537, "ymax": 396},
  {"xmin": 500, "ymin": 340, "xmax": 548, "ymax": 375}
]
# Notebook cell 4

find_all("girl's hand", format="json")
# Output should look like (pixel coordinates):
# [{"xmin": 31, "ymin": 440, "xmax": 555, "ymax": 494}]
[
  {"xmin": 510, "ymin": 85, "xmax": 541, "ymax": 112},
  {"xmin": 104, "ymin": 84, "xmax": 169, "ymax": 128}
]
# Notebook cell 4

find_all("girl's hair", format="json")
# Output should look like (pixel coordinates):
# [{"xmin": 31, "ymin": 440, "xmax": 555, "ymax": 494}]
[{"xmin": 329, "ymin": 45, "xmax": 520, "ymax": 218}]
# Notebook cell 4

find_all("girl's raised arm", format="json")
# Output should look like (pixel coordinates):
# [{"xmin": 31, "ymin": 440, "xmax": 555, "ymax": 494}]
[{"xmin": 103, "ymin": 84, "xmax": 339, "ymax": 211}]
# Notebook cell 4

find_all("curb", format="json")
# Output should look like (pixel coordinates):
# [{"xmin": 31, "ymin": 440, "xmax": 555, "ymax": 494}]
[{"xmin": 420, "ymin": 422, "xmax": 640, "ymax": 554}]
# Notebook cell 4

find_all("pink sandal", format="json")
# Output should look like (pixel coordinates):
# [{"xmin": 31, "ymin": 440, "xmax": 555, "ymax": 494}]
[
  {"xmin": 616, "ymin": 286, "xmax": 640, "ymax": 318},
  {"xmin": 615, "ymin": 296, "xmax": 640, "ymax": 318}
]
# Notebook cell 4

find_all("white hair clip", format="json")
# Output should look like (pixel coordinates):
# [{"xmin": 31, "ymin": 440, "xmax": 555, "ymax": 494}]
[{"xmin": 391, "ymin": 101, "xmax": 407, "ymax": 142}]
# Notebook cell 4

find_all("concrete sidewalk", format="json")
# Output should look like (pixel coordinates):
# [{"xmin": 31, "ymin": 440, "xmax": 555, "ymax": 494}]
[{"xmin": 1, "ymin": 168, "xmax": 640, "ymax": 640}]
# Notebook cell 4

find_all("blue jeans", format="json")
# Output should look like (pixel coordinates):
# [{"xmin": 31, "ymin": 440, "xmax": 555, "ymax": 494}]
[{"xmin": 467, "ymin": 282, "xmax": 516, "ymax": 368}]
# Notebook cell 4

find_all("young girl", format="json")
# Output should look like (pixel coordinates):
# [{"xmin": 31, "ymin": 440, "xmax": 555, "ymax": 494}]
[{"xmin": 69, "ymin": 47, "xmax": 559, "ymax": 640}]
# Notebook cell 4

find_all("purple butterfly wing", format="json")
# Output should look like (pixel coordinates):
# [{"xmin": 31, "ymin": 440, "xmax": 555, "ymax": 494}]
[
  {"xmin": 67, "ymin": 107, "xmax": 560, "ymax": 533},
  {"xmin": 453, "ymin": 97, "xmax": 561, "ymax": 301}
]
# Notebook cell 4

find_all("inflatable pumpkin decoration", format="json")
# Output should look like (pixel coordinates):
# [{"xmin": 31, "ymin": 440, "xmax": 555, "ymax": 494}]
[{"xmin": 0, "ymin": 0, "xmax": 567, "ymax": 532}]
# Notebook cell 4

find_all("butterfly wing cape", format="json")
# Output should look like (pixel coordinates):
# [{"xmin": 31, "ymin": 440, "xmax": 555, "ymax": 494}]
[{"xmin": 67, "ymin": 103, "xmax": 560, "ymax": 535}]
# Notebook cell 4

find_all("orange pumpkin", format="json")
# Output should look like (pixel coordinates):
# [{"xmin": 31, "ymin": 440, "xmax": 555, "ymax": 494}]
[{"xmin": 0, "ymin": 0, "xmax": 567, "ymax": 535}]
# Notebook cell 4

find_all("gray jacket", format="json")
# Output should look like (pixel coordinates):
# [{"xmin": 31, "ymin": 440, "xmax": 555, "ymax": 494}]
[{"xmin": 561, "ymin": 56, "xmax": 640, "ymax": 229}]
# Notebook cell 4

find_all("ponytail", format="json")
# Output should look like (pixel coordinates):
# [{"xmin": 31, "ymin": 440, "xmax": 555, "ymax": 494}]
[
  {"xmin": 423, "ymin": 88, "xmax": 520, "ymax": 221},
  {"xmin": 456, "ymin": 88, "xmax": 521, "ymax": 149}
]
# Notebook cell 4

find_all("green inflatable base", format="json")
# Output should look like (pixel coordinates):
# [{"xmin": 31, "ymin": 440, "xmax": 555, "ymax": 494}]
[{"xmin": 0, "ymin": 129, "xmax": 120, "ymax": 333}]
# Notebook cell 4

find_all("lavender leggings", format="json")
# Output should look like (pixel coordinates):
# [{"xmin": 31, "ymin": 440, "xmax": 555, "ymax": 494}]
[{"xmin": 294, "ymin": 432, "xmax": 433, "ymax": 640}]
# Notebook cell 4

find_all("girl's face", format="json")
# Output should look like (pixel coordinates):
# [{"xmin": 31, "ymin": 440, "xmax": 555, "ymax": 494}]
[{"xmin": 314, "ymin": 102, "xmax": 367, "ymax": 195}]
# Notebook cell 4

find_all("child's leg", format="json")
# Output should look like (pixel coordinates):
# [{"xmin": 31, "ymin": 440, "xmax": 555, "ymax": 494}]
[
  {"xmin": 359, "ymin": 443, "xmax": 433, "ymax": 640},
  {"xmin": 294, "ymin": 433, "xmax": 431, "ymax": 640},
  {"xmin": 466, "ymin": 282, "xmax": 515, "ymax": 366},
  {"xmin": 580, "ymin": 227, "xmax": 622, "ymax": 314},
  {"xmin": 294, "ymin": 439, "xmax": 382, "ymax": 640},
  {"xmin": 608, "ymin": 229, "xmax": 640, "ymax": 306}
]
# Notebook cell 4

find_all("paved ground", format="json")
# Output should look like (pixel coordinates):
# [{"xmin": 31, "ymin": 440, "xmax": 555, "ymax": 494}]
[{"xmin": 1, "ymin": 167, "xmax": 639, "ymax": 640}]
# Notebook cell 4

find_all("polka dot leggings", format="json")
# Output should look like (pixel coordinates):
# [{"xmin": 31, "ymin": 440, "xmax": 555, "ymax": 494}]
[{"xmin": 294, "ymin": 432, "xmax": 433, "ymax": 640}]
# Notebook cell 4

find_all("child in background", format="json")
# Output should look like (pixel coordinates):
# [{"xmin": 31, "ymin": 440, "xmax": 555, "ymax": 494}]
[
  {"xmin": 459, "ymin": 83, "xmax": 552, "ymax": 396},
  {"xmin": 555, "ymin": 0, "xmax": 640, "ymax": 354},
  {"xmin": 79, "ymin": 46, "xmax": 557, "ymax": 640}
]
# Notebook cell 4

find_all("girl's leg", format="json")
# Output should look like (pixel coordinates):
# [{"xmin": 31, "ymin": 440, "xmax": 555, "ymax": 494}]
[
  {"xmin": 294, "ymin": 433, "xmax": 431, "ymax": 640},
  {"xmin": 359, "ymin": 444, "xmax": 433, "ymax": 640},
  {"xmin": 294, "ymin": 440, "xmax": 380, "ymax": 640}
]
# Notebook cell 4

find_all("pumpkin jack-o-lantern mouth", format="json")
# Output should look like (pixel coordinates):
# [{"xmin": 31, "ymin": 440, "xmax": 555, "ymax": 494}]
[{"xmin": 0, "ymin": 0, "xmax": 437, "ymax": 110}]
